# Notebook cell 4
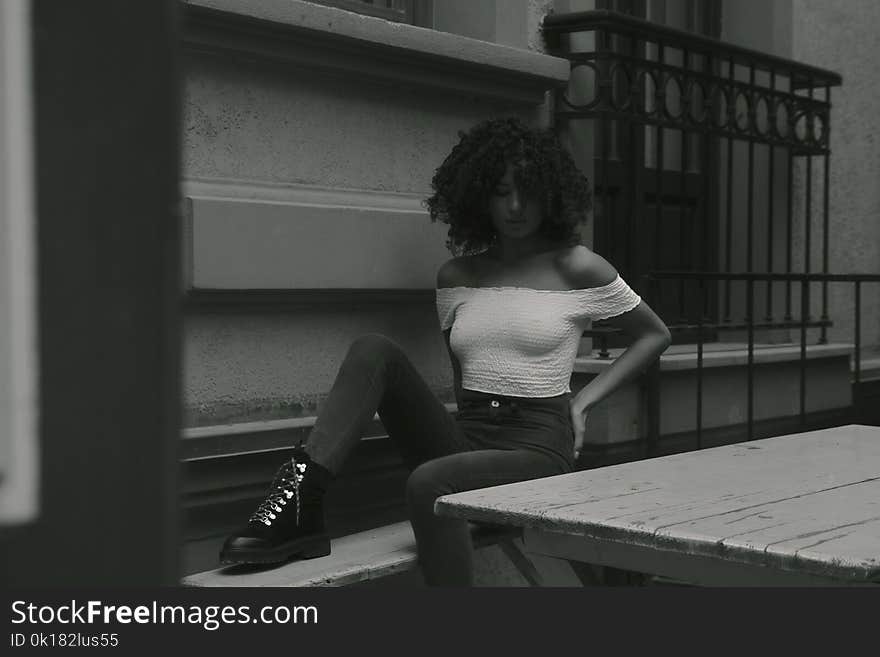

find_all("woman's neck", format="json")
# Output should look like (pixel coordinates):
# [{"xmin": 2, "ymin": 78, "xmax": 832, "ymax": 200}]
[{"xmin": 486, "ymin": 235, "xmax": 559, "ymax": 265}]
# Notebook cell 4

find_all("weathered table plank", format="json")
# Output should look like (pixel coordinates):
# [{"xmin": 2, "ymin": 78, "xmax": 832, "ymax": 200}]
[{"xmin": 435, "ymin": 424, "xmax": 880, "ymax": 585}]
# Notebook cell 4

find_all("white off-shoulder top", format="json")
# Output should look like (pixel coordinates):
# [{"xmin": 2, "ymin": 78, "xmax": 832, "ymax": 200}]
[{"xmin": 435, "ymin": 274, "xmax": 641, "ymax": 397}]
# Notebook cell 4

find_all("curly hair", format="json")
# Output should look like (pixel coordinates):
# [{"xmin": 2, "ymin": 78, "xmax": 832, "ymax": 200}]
[{"xmin": 424, "ymin": 116, "xmax": 592, "ymax": 256}]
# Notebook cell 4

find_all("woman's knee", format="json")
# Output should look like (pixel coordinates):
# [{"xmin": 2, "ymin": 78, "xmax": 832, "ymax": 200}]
[
  {"xmin": 405, "ymin": 461, "xmax": 451, "ymax": 515},
  {"xmin": 346, "ymin": 333, "xmax": 402, "ymax": 364}
]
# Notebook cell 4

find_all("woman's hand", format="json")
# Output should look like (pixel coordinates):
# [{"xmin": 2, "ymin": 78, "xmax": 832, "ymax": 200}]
[{"xmin": 570, "ymin": 400, "xmax": 589, "ymax": 461}]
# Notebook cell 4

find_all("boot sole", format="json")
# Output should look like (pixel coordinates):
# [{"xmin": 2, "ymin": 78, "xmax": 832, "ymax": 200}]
[{"xmin": 219, "ymin": 534, "xmax": 331, "ymax": 566}]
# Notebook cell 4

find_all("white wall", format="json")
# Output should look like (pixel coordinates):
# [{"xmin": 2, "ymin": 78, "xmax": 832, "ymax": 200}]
[{"xmin": 791, "ymin": 0, "xmax": 880, "ymax": 353}]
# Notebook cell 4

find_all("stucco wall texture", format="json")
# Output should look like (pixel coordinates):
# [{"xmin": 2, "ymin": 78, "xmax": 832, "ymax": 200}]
[
  {"xmin": 790, "ymin": 0, "xmax": 880, "ymax": 352},
  {"xmin": 183, "ymin": 306, "xmax": 454, "ymax": 426},
  {"xmin": 181, "ymin": 50, "xmax": 537, "ymax": 424},
  {"xmin": 183, "ymin": 56, "xmax": 518, "ymax": 191}
]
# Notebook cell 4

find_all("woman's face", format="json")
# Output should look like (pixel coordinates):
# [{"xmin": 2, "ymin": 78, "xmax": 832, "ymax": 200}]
[{"xmin": 487, "ymin": 162, "xmax": 543, "ymax": 241}]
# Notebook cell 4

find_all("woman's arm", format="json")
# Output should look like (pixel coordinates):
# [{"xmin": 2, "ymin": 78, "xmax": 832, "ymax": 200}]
[
  {"xmin": 565, "ymin": 248, "xmax": 672, "ymax": 457},
  {"xmin": 571, "ymin": 301, "xmax": 671, "ymax": 415}
]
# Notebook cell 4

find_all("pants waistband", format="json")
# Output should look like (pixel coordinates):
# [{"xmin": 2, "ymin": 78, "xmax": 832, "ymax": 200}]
[{"xmin": 459, "ymin": 389, "xmax": 569, "ymax": 415}]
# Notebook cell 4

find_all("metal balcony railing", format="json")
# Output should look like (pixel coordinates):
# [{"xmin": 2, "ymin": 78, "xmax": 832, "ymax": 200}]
[
  {"xmin": 542, "ymin": 10, "xmax": 843, "ymax": 341},
  {"xmin": 643, "ymin": 272, "xmax": 880, "ymax": 453},
  {"xmin": 579, "ymin": 270, "xmax": 878, "ymax": 464},
  {"xmin": 542, "ymin": 11, "xmax": 878, "ymax": 460}
]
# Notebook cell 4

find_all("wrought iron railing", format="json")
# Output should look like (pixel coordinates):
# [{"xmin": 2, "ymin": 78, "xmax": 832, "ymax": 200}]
[
  {"xmin": 577, "ymin": 271, "xmax": 878, "ymax": 463},
  {"xmin": 643, "ymin": 272, "xmax": 880, "ymax": 454},
  {"xmin": 542, "ymin": 10, "xmax": 843, "ymax": 342},
  {"xmin": 541, "ymin": 11, "xmax": 879, "ymax": 459}
]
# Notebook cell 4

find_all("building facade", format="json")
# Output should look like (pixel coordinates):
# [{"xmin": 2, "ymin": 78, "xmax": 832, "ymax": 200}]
[{"xmin": 2, "ymin": 0, "xmax": 877, "ymax": 585}]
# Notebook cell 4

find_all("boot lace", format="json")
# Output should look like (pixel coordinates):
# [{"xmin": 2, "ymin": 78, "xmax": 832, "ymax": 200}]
[{"xmin": 250, "ymin": 457, "xmax": 308, "ymax": 527}]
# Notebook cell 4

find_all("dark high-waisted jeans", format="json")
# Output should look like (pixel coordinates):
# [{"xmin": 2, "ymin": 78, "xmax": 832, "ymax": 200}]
[{"xmin": 303, "ymin": 333, "xmax": 576, "ymax": 586}]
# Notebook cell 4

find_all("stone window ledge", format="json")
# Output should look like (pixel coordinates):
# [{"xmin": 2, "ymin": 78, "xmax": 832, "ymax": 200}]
[
  {"xmin": 575, "ymin": 342, "xmax": 861, "ymax": 373},
  {"xmin": 182, "ymin": 0, "xmax": 569, "ymax": 104}
]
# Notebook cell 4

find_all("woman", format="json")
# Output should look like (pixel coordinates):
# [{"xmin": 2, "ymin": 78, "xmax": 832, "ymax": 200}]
[{"xmin": 219, "ymin": 117, "xmax": 671, "ymax": 585}]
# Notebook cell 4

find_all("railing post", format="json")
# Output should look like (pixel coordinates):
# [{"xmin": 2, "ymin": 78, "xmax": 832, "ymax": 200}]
[
  {"xmin": 853, "ymin": 279, "xmax": 861, "ymax": 407},
  {"xmin": 645, "ymin": 359, "xmax": 661, "ymax": 458},
  {"xmin": 766, "ymin": 70, "xmax": 776, "ymax": 323},
  {"xmin": 696, "ymin": 276, "xmax": 705, "ymax": 450},
  {"xmin": 723, "ymin": 58, "xmax": 734, "ymax": 325},
  {"xmin": 747, "ymin": 276, "xmax": 755, "ymax": 440},
  {"xmin": 820, "ymin": 85, "xmax": 832, "ymax": 344},
  {"xmin": 799, "ymin": 276, "xmax": 809, "ymax": 429},
  {"xmin": 641, "ymin": 273, "xmax": 660, "ymax": 457}
]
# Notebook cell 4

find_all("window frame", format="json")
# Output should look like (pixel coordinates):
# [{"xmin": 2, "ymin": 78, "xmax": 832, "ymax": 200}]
[{"xmin": 306, "ymin": 0, "xmax": 433, "ymax": 28}]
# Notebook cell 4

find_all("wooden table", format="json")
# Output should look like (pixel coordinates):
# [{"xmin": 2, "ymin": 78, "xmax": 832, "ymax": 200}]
[{"xmin": 435, "ymin": 424, "xmax": 880, "ymax": 586}]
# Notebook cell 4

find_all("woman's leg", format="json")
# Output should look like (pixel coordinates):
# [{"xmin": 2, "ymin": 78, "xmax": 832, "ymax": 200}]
[
  {"xmin": 405, "ymin": 448, "xmax": 568, "ymax": 586},
  {"xmin": 221, "ymin": 333, "xmax": 468, "ymax": 565},
  {"xmin": 304, "ymin": 333, "xmax": 470, "ymax": 474}
]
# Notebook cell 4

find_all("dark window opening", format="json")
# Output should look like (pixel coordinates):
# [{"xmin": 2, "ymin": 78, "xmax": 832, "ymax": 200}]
[{"xmin": 306, "ymin": 0, "xmax": 433, "ymax": 28}]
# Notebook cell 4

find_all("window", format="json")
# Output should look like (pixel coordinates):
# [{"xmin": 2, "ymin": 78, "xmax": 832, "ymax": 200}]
[{"xmin": 306, "ymin": 0, "xmax": 433, "ymax": 27}]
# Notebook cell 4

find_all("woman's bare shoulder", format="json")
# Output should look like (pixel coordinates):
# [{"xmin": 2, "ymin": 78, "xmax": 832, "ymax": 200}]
[
  {"xmin": 560, "ymin": 245, "xmax": 619, "ymax": 289},
  {"xmin": 436, "ymin": 255, "xmax": 476, "ymax": 289}
]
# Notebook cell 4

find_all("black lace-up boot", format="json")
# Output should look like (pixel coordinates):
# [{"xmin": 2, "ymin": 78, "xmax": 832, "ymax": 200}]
[{"xmin": 220, "ymin": 444, "xmax": 334, "ymax": 565}]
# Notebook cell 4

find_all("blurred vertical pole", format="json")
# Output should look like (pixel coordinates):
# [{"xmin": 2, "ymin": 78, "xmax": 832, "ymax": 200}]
[
  {"xmin": 1, "ymin": 0, "xmax": 181, "ymax": 585},
  {"xmin": 0, "ymin": 0, "xmax": 39, "ymax": 528}
]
